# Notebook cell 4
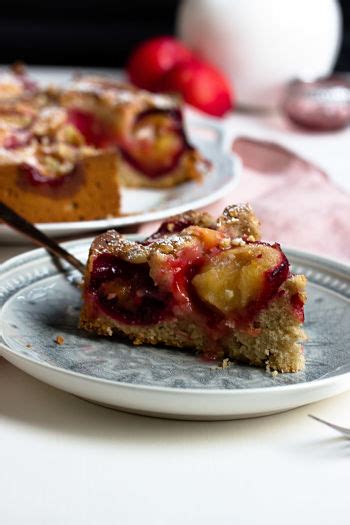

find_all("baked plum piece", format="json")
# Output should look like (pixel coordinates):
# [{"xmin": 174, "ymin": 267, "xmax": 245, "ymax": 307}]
[
  {"xmin": 80, "ymin": 204, "xmax": 307, "ymax": 372},
  {"xmin": 62, "ymin": 75, "xmax": 208, "ymax": 188}
]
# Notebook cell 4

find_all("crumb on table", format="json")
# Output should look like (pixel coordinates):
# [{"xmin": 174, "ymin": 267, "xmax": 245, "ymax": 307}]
[
  {"xmin": 218, "ymin": 358, "xmax": 231, "ymax": 369},
  {"xmin": 55, "ymin": 335, "xmax": 65, "ymax": 345}
]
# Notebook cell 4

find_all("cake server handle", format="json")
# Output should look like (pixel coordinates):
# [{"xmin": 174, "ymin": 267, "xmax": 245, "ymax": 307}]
[{"xmin": 0, "ymin": 201, "xmax": 86, "ymax": 275}]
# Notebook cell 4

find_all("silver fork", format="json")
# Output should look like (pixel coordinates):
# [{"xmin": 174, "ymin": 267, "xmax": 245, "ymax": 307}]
[{"xmin": 309, "ymin": 414, "xmax": 350, "ymax": 436}]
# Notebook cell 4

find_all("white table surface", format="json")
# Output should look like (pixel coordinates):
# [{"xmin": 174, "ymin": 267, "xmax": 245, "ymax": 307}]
[{"xmin": 1, "ymin": 68, "xmax": 350, "ymax": 524}]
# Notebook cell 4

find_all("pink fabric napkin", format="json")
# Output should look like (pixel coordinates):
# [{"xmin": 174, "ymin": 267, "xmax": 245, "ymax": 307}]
[{"xmin": 141, "ymin": 137, "xmax": 350, "ymax": 262}]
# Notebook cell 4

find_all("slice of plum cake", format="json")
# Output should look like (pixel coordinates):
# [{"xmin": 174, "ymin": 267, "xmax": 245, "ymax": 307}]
[{"xmin": 80, "ymin": 204, "xmax": 307, "ymax": 372}]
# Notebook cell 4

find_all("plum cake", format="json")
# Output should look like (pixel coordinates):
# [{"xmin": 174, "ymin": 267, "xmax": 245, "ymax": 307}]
[
  {"xmin": 80, "ymin": 204, "xmax": 307, "ymax": 372},
  {"xmin": 0, "ymin": 66, "xmax": 208, "ymax": 223},
  {"xmin": 0, "ymin": 102, "xmax": 120, "ymax": 223},
  {"xmin": 62, "ymin": 75, "xmax": 208, "ymax": 188}
]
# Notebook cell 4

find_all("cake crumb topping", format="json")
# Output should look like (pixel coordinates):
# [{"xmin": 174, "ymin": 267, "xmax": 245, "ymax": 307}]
[{"xmin": 218, "ymin": 358, "xmax": 231, "ymax": 369}]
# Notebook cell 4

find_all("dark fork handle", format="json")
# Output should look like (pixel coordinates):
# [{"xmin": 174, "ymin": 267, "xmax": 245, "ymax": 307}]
[{"xmin": 0, "ymin": 201, "xmax": 86, "ymax": 275}]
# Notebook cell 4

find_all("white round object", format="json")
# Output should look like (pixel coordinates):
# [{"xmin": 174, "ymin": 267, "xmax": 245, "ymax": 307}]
[{"xmin": 177, "ymin": 0, "xmax": 342, "ymax": 108}]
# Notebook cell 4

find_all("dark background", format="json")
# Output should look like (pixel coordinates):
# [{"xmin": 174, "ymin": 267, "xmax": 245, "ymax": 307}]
[{"xmin": 0, "ymin": 0, "xmax": 349, "ymax": 71}]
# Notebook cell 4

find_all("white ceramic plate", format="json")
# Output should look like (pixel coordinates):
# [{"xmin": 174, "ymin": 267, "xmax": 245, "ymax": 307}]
[
  {"xmin": 0, "ymin": 238, "xmax": 350, "ymax": 420},
  {"xmin": 0, "ymin": 67, "xmax": 239, "ymax": 242}
]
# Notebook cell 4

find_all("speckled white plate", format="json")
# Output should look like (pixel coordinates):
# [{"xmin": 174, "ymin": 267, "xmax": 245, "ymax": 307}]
[
  {"xmin": 0, "ymin": 238, "xmax": 350, "ymax": 420},
  {"xmin": 0, "ymin": 66, "xmax": 239, "ymax": 243}
]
